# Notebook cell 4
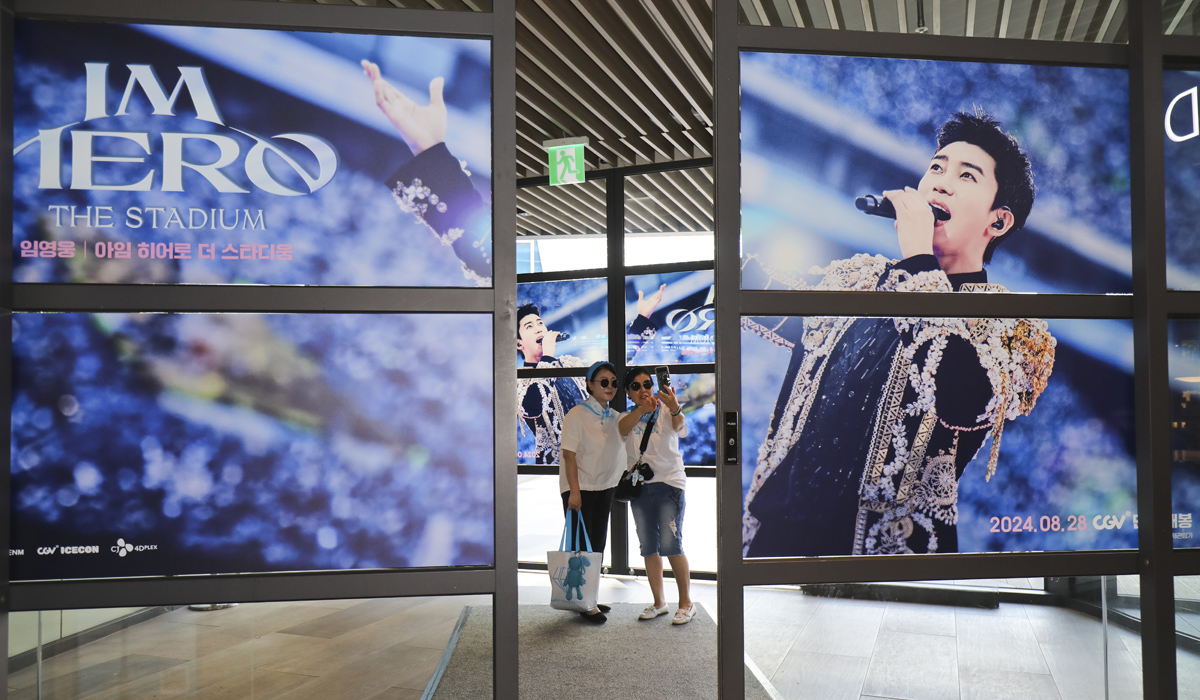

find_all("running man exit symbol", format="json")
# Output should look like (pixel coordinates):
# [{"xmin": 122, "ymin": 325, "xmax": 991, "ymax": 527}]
[{"xmin": 548, "ymin": 144, "xmax": 585, "ymax": 185}]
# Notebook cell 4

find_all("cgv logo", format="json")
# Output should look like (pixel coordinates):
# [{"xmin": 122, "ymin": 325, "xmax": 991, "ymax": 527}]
[{"xmin": 13, "ymin": 63, "xmax": 338, "ymax": 196}]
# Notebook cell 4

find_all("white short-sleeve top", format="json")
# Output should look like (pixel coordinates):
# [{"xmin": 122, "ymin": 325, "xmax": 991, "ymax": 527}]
[
  {"xmin": 559, "ymin": 396, "xmax": 626, "ymax": 493},
  {"xmin": 624, "ymin": 405, "xmax": 688, "ymax": 490}
]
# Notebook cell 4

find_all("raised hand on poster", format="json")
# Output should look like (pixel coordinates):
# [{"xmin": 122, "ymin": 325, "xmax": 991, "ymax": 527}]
[
  {"xmin": 637, "ymin": 283, "xmax": 667, "ymax": 319},
  {"xmin": 362, "ymin": 60, "xmax": 447, "ymax": 155}
]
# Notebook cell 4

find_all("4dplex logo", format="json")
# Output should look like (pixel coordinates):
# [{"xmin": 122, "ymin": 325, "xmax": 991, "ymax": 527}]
[{"xmin": 13, "ymin": 62, "xmax": 339, "ymax": 230}]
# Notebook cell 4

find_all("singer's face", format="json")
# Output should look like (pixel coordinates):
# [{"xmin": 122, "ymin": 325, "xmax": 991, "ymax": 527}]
[
  {"xmin": 517, "ymin": 314, "xmax": 546, "ymax": 361},
  {"xmin": 918, "ymin": 141, "xmax": 1001, "ymax": 259}
]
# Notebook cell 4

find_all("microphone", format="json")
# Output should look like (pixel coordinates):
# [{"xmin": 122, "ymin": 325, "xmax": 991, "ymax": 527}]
[
  {"xmin": 856, "ymin": 194, "xmax": 951, "ymax": 222},
  {"xmin": 537, "ymin": 331, "xmax": 570, "ymax": 344}
]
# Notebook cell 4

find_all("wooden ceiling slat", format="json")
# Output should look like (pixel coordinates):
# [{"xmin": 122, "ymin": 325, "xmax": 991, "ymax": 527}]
[
  {"xmin": 659, "ymin": 170, "xmax": 714, "ymax": 227},
  {"xmin": 529, "ymin": 0, "xmax": 690, "ymax": 134},
  {"xmin": 516, "ymin": 194, "xmax": 576, "ymax": 235},
  {"xmin": 560, "ymin": 181, "xmax": 611, "ymax": 227},
  {"xmin": 605, "ymin": 1, "xmax": 714, "ymax": 125},
  {"xmin": 632, "ymin": 173, "xmax": 699, "ymax": 231},
  {"xmin": 641, "ymin": 0, "xmax": 713, "ymax": 102},
  {"xmin": 517, "ymin": 30, "xmax": 642, "ymax": 143},
  {"xmin": 672, "ymin": 168, "xmax": 715, "ymax": 213},
  {"xmin": 520, "ymin": 190, "xmax": 600, "ymax": 235},
  {"xmin": 518, "ymin": 8, "xmax": 674, "ymax": 142},
  {"xmin": 522, "ymin": 186, "xmax": 607, "ymax": 233},
  {"xmin": 515, "ymin": 73, "xmax": 644, "ymax": 164},
  {"xmin": 621, "ymin": 187, "xmax": 663, "ymax": 232},
  {"xmin": 676, "ymin": 0, "xmax": 713, "ymax": 54},
  {"xmin": 660, "ymin": 129, "xmax": 696, "ymax": 157},
  {"xmin": 539, "ymin": 180, "xmax": 610, "ymax": 229},
  {"xmin": 625, "ymin": 179, "xmax": 683, "ymax": 232},
  {"xmin": 641, "ymin": 172, "xmax": 708, "ymax": 231},
  {"xmin": 682, "ymin": 127, "xmax": 714, "ymax": 157},
  {"xmin": 643, "ymin": 131, "xmax": 681, "ymax": 161},
  {"xmin": 516, "ymin": 56, "xmax": 659, "ymax": 162},
  {"xmin": 573, "ymin": 1, "xmax": 712, "ymax": 134}
]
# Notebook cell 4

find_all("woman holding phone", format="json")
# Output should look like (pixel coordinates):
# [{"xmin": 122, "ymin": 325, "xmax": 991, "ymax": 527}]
[{"xmin": 617, "ymin": 367, "xmax": 695, "ymax": 625}]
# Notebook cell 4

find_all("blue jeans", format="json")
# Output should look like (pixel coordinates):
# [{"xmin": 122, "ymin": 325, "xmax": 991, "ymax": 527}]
[{"xmin": 629, "ymin": 482, "xmax": 685, "ymax": 557}]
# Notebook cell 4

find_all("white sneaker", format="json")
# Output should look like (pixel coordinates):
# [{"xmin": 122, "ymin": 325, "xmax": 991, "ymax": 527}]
[
  {"xmin": 672, "ymin": 604, "xmax": 697, "ymax": 625},
  {"xmin": 639, "ymin": 603, "xmax": 669, "ymax": 620}
]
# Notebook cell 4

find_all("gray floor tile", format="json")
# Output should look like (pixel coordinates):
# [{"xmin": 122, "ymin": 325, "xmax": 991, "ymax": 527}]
[
  {"xmin": 745, "ymin": 616, "xmax": 810, "ymax": 680},
  {"xmin": 880, "ymin": 602, "xmax": 956, "ymax": 637},
  {"xmin": 1037, "ymin": 639, "xmax": 1115, "ymax": 700},
  {"xmin": 1024, "ymin": 605, "xmax": 1105, "ymax": 646},
  {"xmin": 1178, "ymin": 648, "xmax": 1200, "ymax": 698},
  {"xmin": 770, "ymin": 651, "xmax": 870, "ymax": 700},
  {"xmin": 860, "ymin": 630, "xmax": 958, "ymax": 700},
  {"xmin": 790, "ymin": 598, "xmax": 886, "ymax": 658},
  {"xmin": 955, "ymin": 609, "xmax": 1050, "ymax": 674},
  {"xmin": 959, "ymin": 667, "xmax": 1060, "ymax": 700}
]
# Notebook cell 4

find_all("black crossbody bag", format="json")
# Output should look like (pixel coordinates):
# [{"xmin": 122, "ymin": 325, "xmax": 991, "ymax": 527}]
[{"xmin": 614, "ymin": 410, "xmax": 656, "ymax": 503}]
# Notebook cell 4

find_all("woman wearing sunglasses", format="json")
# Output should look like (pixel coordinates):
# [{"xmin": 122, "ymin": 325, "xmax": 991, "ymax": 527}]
[
  {"xmin": 559, "ymin": 360, "xmax": 628, "ymax": 624},
  {"xmin": 617, "ymin": 367, "xmax": 694, "ymax": 625}
]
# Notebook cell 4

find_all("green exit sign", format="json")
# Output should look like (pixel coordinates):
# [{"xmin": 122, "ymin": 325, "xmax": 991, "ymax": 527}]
[{"xmin": 546, "ymin": 138, "xmax": 587, "ymax": 186}]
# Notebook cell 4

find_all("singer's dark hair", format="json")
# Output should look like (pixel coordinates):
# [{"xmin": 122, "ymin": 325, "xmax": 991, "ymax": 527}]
[
  {"xmin": 936, "ymin": 111, "xmax": 1035, "ymax": 264},
  {"xmin": 516, "ymin": 303, "xmax": 540, "ymax": 334}
]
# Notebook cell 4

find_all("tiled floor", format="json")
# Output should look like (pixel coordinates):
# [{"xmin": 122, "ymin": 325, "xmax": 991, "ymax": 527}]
[
  {"xmin": 5, "ymin": 596, "xmax": 490, "ymax": 700},
  {"xmin": 743, "ymin": 585, "xmax": 1200, "ymax": 700},
  {"xmin": 8, "ymin": 575, "xmax": 1200, "ymax": 699}
]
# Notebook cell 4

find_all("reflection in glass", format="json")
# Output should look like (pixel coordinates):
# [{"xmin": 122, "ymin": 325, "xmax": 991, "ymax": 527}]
[
  {"xmin": 518, "ymin": 474, "xmax": 612, "ymax": 569},
  {"xmin": 1180, "ymin": 576, "xmax": 1200, "ymax": 694},
  {"xmin": 623, "ymin": 167, "xmax": 714, "ymax": 267},
  {"xmin": 742, "ymin": 316, "xmax": 1135, "ymax": 557},
  {"xmin": 1169, "ymin": 320, "xmax": 1200, "ymax": 548},
  {"xmin": 7, "ymin": 597, "xmax": 492, "ymax": 699},
  {"xmin": 517, "ymin": 180, "xmax": 607, "ymax": 273},
  {"xmin": 625, "ymin": 270, "xmax": 715, "ymax": 365},
  {"xmin": 746, "ymin": 577, "xmax": 1138, "ymax": 699}
]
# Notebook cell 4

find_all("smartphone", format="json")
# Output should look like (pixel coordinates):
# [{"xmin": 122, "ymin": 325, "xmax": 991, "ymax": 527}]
[{"xmin": 655, "ymin": 366, "xmax": 671, "ymax": 391}]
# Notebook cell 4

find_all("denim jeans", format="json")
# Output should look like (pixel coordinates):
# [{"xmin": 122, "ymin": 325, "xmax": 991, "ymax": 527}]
[{"xmin": 629, "ymin": 482, "xmax": 685, "ymax": 557}]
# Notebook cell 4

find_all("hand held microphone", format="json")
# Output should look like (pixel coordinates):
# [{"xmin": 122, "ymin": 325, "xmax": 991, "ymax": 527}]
[
  {"xmin": 537, "ymin": 331, "xmax": 570, "ymax": 344},
  {"xmin": 856, "ymin": 194, "xmax": 951, "ymax": 222}
]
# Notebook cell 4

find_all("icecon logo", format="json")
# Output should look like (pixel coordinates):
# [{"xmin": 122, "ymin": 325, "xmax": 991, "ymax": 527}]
[
  {"xmin": 112, "ymin": 538, "xmax": 158, "ymax": 556},
  {"xmin": 13, "ymin": 63, "xmax": 338, "ymax": 195}
]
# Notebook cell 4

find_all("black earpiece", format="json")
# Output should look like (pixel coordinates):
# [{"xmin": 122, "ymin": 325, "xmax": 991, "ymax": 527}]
[{"xmin": 991, "ymin": 218, "xmax": 1005, "ymax": 230}]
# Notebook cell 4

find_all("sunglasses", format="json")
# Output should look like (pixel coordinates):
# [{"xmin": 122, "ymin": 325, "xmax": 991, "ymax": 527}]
[
  {"xmin": 627, "ymin": 380, "xmax": 654, "ymax": 391},
  {"xmin": 593, "ymin": 378, "xmax": 616, "ymax": 388}
]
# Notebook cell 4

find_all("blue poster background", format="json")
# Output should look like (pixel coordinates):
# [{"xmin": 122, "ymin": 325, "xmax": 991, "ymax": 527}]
[
  {"xmin": 14, "ymin": 20, "xmax": 492, "ymax": 286},
  {"xmin": 741, "ymin": 53, "xmax": 1132, "ymax": 295},
  {"xmin": 11, "ymin": 313, "xmax": 494, "ymax": 579},
  {"xmin": 741, "ymin": 317, "xmax": 1137, "ymax": 555}
]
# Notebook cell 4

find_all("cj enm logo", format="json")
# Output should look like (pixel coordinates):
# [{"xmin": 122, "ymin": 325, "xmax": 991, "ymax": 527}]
[
  {"xmin": 112, "ymin": 538, "xmax": 158, "ymax": 556},
  {"xmin": 13, "ymin": 63, "xmax": 338, "ymax": 195}
]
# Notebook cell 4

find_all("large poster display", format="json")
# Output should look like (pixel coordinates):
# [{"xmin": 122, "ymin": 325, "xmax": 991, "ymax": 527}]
[
  {"xmin": 741, "ymin": 317, "xmax": 1135, "ymax": 557},
  {"xmin": 1165, "ymin": 70, "xmax": 1200, "ymax": 290},
  {"xmin": 516, "ymin": 278, "xmax": 606, "ymax": 465},
  {"xmin": 14, "ymin": 20, "xmax": 492, "ymax": 286},
  {"xmin": 741, "ymin": 53, "xmax": 1131, "ymax": 295},
  {"xmin": 11, "ymin": 313, "xmax": 494, "ymax": 580},
  {"xmin": 625, "ymin": 271, "xmax": 715, "ymax": 365}
]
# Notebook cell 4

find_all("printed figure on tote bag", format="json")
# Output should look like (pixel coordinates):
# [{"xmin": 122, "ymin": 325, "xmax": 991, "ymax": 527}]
[{"xmin": 563, "ymin": 555, "xmax": 589, "ymax": 601}]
